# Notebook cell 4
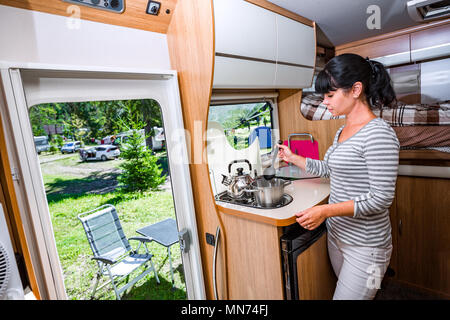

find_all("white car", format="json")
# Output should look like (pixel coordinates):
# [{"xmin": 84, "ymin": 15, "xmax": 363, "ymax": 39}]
[{"xmin": 79, "ymin": 145, "xmax": 120, "ymax": 161}]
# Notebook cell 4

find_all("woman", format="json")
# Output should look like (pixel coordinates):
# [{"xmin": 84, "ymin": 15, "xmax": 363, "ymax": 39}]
[{"xmin": 278, "ymin": 53, "xmax": 399, "ymax": 300}]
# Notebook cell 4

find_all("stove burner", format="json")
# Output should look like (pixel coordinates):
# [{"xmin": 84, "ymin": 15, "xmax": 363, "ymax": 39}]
[{"xmin": 215, "ymin": 191, "xmax": 293, "ymax": 209}]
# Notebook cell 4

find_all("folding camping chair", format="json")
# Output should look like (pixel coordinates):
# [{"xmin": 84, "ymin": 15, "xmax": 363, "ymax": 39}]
[{"xmin": 78, "ymin": 204, "xmax": 160, "ymax": 300}]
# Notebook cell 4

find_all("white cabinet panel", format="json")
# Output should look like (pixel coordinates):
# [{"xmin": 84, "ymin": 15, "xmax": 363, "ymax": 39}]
[
  {"xmin": 213, "ymin": 55, "xmax": 276, "ymax": 88},
  {"xmin": 275, "ymin": 64, "xmax": 314, "ymax": 88},
  {"xmin": 213, "ymin": 0, "xmax": 277, "ymax": 61},
  {"xmin": 276, "ymin": 15, "xmax": 315, "ymax": 67}
]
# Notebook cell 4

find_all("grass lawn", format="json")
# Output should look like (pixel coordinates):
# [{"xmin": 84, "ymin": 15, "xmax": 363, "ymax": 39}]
[{"xmin": 41, "ymin": 153, "xmax": 186, "ymax": 300}]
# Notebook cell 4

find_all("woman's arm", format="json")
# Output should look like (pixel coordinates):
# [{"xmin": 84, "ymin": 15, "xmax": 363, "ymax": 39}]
[
  {"xmin": 277, "ymin": 144, "xmax": 331, "ymax": 178},
  {"xmin": 295, "ymin": 201, "xmax": 354, "ymax": 230}
]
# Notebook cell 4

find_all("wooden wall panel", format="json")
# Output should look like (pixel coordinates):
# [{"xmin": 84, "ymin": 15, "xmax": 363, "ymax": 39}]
[
  {"xmin": 0, "ymin": 0, "xmax": 176, "ymax": 33},
  {"xmin": 167, "ymin": 0, "xmax": 222, "ymax": 299},
  {"xmin": 277, "ymin": 89, "xmax": 346, "ymax": 159}
]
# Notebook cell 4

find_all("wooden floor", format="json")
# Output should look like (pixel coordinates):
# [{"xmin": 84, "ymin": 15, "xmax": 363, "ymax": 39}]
[{"xmin": 375, "ymin": 278, "xmax": 446, "ymax": 300}]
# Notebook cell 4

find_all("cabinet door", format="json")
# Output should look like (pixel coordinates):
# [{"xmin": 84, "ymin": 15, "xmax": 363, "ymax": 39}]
[
  {"xmin": 274, "ymin": 63, "xmax": 314, "ymax": 88},
  {"xmin": 276, "ymin": 15, "xmax": 315, "ymax": 67},
  {"xmin": 335, "ymin": 34, "xmax": 411, "ymax": 66},
  {"xmin": 219, "ymin": 211, "xmax": 285, "ymax": 299},
  {"xmin": 213, "ymin": 0, "xmax": 277, "ymax": 61},
  {"xmin": 296, "ymin": 232, "xmax": 337, "ymax": 299},
  {"xmin": 410, "ymin": 23, "xmax": 450, "ymax": 62},
  {"xmin": 213, "ymin": 55, "xmax": 276, "ymax": 88},
  {"xmin": 396, "ymin": 176, "xmax": 450, "ymax": 296}
]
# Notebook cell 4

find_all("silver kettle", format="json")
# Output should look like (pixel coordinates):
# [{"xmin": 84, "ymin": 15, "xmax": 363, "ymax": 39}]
[{"xmin": 221, "ymin": 159, "xmax": 254, "ymax": 198}]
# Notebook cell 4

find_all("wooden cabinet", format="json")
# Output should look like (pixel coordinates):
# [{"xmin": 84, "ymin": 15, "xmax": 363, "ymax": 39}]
[
  {"xmin": 216, "ymin": 208, "xmax": 336, "ymax": 300},
  {"xmin": 410, "ymin": 23, "xmax": 450, "ymax": 61},
  {"xmin": 297, "ymin": 232, "xmax": 337, "ymax": 299},
  {"xmin": 218, "ymin": 210, "xmax": 285, "ymax": 299},
  {"xmin": 390, "ymin": 176, "xmax": 450, "ymax": 298},
  {"xmin": 336, "ymin": 34, "xmax": 410, "ymax": 61},
  {"xmin": 335, "ymin": 20, "xmax": 450, "ymax": 66}
]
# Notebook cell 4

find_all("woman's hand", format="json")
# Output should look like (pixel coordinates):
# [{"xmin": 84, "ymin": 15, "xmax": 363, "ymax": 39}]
[
  {"xmin": 277, "ymin": 144, "xmax": 296, "ymax": 164},
  {"xmin": 295, "ymin": 205, "xmax": 327, "ymax": 230}
]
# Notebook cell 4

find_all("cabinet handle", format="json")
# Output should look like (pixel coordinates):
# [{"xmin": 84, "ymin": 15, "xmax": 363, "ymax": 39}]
[
  {"xmin": 213, "ymin": 226, "xmax": 221, "ymax": 300},
  {"xmin": 398, "ymin": 219, "xmax": 402, "ymax": 236}
]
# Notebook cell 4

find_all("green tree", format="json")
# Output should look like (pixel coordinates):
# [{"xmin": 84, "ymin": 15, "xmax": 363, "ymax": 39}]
[
  {"xmin": 117, "ymin": 99, "xmax": 162, "ymax": 149},
  {"xmin": 117, "ymin": 119, "xmax": 165, "ymax": 193}
]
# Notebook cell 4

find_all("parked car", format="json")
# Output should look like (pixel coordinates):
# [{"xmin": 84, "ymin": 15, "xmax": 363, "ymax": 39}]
[
  {"xmin": 34, "ymin": 136, "xmax": 50, "ymax": 154},
  {"xmin": 60, "ymin": 141, "xmax": 82, "ymax": 154},
  {"xmin": 79, "ymin": 145, "xmax": 120, "ymax": 161}
]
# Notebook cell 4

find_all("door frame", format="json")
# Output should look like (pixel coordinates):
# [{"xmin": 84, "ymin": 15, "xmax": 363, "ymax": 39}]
[{"xmin": 0, "ymin": 61, "xmax": 206, "ymax": 299}]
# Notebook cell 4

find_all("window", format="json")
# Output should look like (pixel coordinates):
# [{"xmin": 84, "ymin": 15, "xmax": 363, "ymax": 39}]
[{"xmin": 208, "ymin": 101, "xmax": 274, "ymax": 154}]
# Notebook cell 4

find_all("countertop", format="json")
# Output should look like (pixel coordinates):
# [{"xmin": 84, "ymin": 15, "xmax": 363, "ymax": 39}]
[{"xmin": 215, "ymin": 177, "xmax": 331, "ymax": 227}]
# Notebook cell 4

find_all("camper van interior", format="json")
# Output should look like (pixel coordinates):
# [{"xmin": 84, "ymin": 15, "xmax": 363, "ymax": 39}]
[{"xmin": 0, "ymin": 0, "xmax": 449, "ymax": 302}]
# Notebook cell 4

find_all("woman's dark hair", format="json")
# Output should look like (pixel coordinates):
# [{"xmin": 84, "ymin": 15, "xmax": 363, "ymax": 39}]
[{"xmin": 315, "ymin": 53, "xmax": 396, "ymax": 108}]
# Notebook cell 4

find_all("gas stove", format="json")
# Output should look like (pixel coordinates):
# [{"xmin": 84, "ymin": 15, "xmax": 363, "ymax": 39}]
[{"xmin": 215, "ymin": 191, "xmax": 293, "ymax": 209}]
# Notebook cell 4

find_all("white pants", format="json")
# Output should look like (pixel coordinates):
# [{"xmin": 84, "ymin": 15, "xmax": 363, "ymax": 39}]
[{"xmin": 327, "ymin": 231, "xmax": 392, "ymax": 300}]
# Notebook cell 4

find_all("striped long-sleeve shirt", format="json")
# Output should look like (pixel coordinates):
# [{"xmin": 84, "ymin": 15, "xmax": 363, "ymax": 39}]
[{"xmin": 305, "ymin": 118, "xmax": 400, "ymax": 248}]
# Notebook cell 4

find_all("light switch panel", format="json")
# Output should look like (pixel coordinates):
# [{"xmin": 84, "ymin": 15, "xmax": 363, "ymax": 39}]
[{"xmin": 146, "ymin": 1, "xmax": 161, "ymax": 15}]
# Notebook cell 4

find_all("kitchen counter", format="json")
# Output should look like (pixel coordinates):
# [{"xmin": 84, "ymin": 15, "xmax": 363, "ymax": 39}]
[{"xmin": 215, "ymin": 177, "xmax": 330, "ymax": 226}]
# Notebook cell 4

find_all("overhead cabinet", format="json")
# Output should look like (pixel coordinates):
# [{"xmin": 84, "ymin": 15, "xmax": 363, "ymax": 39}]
[
  {"xmin": 410, "ymin": 23, "xmax": 450, "ymax": 62},
  {"xmin": 335, "ymin": 22, "xmax": 450, "ymax": 67},
  {"xmin": 213, "ymin": 0, "xmax": 316, "ymax": 89}
]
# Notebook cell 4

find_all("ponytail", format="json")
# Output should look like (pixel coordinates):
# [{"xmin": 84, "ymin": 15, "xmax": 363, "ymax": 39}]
[
  {"xmin": 366, "ymin": 59, "xmax": 397, "ymax": 108},
  {"xmin": 315, "ymin": 53, "xmax": 396, "ymax": 108}
]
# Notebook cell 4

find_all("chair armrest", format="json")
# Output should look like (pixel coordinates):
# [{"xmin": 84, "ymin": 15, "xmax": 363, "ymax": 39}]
[
  {"xmin": 129, "ymin": 236, "xmax": 153, "ymax": 243},
  {"xmin": 92, "ymin": 256, "xmax": 115, "ymax": 265}
]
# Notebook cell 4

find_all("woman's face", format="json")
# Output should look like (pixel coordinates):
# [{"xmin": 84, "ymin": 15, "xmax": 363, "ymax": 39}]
[{"xmin": 321, "ymin": 88, "xmax": 355, "ymax": 117}]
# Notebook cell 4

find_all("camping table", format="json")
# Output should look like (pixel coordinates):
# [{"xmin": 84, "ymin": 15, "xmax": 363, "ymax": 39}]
[{"xmin": 136, "ymin": 218, "xmax": 179, "ymax": 289}]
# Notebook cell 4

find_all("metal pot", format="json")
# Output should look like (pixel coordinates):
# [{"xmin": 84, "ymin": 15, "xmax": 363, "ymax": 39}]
[{"xmin": 245, "ymin": 177, "xmax": 292, "ymax": 207}]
